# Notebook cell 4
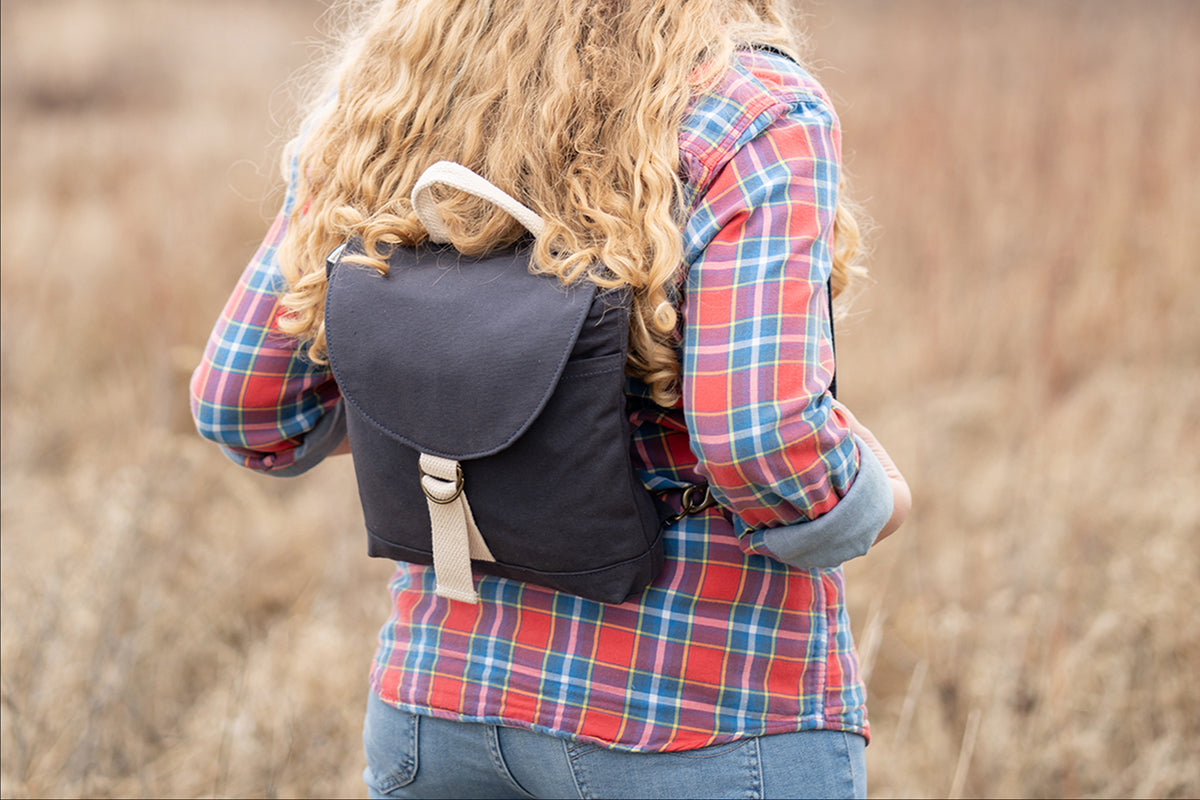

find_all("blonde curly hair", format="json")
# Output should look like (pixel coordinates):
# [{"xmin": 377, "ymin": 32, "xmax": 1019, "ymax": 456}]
[{"xmin": 277, "ymin": 0, "xmax": 864, "ymax": 406}]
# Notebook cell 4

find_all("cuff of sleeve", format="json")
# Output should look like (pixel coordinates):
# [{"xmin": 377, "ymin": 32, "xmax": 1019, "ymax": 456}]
[
  {"xmin": 754, "ymin": 434, "xmax": 893, "ymax": 569},
  {"xmin": 261, "ymin": 399, "xmax": 348, "ymax": 478}
]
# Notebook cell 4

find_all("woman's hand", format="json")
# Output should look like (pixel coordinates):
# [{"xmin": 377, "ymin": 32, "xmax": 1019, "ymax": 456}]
[{"xmin": 833, "ymin": 401, "xmax": 911, "ymax": 544}]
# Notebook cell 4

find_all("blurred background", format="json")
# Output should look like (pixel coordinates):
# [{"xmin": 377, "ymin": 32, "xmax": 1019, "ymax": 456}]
[{"xmin": 1, "ymin": 1, "xmax": 1197, "ymax": 797}]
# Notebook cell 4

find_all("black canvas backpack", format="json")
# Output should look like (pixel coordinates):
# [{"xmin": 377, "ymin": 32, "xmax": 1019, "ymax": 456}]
[{"xmin": 324, "ymin": 162, "xmax": 672, "ymax": 604}]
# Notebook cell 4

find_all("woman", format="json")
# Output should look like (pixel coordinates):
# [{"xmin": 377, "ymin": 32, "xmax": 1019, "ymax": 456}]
[{"xmin": 190, "ymin": 1, "xmax": 910, "ymax": 797}]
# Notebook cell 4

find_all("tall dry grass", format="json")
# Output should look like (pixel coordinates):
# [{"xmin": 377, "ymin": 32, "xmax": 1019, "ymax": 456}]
[
  {"xmin": 811, "ymin": 3, "xmax": 1200, "ymax": 797},
  {"xmin": 1, "ymin": 1, "xmax": 1197, "ymax": 798}
]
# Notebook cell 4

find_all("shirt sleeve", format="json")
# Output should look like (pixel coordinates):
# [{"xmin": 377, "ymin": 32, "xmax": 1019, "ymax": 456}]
[
  {"xmin": 188, "ymin": 165, "xmax": 344, "ymax": 476},
  {"xmin": 681, "ymin": 95, "xmax": 891, "ymax": 563}
]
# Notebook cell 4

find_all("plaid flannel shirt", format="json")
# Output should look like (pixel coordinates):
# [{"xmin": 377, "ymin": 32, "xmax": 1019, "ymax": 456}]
[{"xmin": 191, "ymin": 49, "xmax": 878, "ymax": 752}]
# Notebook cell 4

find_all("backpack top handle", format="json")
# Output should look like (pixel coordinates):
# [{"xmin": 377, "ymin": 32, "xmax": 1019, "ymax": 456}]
[{"xmin": 411, "ymin": 161, "xmax": 546, "ymax": 243}]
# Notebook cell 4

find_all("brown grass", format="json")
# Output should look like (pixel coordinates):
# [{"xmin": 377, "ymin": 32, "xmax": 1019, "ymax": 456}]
[{"xmin": 2, "ymin": 1, "xmax": 1198, "ymax": 797}]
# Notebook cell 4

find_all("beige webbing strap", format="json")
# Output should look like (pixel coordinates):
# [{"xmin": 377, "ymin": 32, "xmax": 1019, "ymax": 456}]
[
  {"xmin": 410, "ymin": 162, "xmax": 534, "ymax": 604},
  {"xmin": 418, "ymin": 453, "xmax": 496, "ymax": 603},
  {"xmin": 411, "ymin": 161, "xmax": 545, "ymax": 243}
]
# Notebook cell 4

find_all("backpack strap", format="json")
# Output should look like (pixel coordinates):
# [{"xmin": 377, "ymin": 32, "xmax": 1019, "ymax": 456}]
[
  {"xmin": 828, "ymin": 281, "xmax": 838, "ymax": 401},
  {"xmin": 418, "ymin": 453, "xmax": 498, "ymax": 603},
  {"xmin": 408, "ymin": 162, "xmax": 547, "ymax": 602}
]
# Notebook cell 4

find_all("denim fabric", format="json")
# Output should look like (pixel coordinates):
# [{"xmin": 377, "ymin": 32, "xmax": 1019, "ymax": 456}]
[
  {"xmin": 748, "ymin": 435, "xmax": 894, "ymax": 570},
  {"xmin": 363, "ymin": 693, "xmax": 866, "ymax": 799}
]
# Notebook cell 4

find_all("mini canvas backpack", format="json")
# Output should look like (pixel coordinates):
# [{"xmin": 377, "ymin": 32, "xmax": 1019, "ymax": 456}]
[{"xmin": 323, "ymin": 162, "xmax": 673, "ymax": 604}]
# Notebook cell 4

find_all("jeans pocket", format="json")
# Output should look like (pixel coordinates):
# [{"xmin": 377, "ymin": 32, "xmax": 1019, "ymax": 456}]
[
  {"xmin": 566, "ymin": 737, "xmax": 760, "ymax": 799},
  {"xmin": 362, "ymin": 694, "xmax": 420, "ymax": 795}
]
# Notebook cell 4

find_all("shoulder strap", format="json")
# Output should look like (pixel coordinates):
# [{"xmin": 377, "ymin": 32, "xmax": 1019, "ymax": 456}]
[{"xmin": 828, "ymin": 285, "xmax": 838, "ymax": 400}]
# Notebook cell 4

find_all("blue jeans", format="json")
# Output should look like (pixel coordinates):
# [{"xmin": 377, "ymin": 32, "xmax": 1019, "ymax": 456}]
[{"xmin": 363, "ymin": 692, "xmax": 867, "ymax": 799}]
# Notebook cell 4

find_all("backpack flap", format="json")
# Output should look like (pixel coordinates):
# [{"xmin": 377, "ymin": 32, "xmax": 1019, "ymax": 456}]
[{"xmin": 325, "ymin": 239, "xmax": 596, "ymax": 459}]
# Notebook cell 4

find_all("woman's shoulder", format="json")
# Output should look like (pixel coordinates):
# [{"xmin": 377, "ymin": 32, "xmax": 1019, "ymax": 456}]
[
  {"xmin": 731, "ymin": 47, "xmax": 832, "ymax": 104},
  {"xmin": 679, "ymin": 47, "xmax": 839, "ymax": 201}
]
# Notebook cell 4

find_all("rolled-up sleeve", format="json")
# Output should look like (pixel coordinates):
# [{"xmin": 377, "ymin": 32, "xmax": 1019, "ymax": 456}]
[{"xmin": 681, "ymin": 96, "xmax": 891, "ymax": 565}]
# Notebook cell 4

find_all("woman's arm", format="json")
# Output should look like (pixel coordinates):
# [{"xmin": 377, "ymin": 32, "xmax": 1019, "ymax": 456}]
[
  {"xmin": 189, "ymin": 197, "xmax": 345, "ymax": 476},
  {"xmin": 681, "ymin": 91, "xmax": 900, "ymax": 566}
]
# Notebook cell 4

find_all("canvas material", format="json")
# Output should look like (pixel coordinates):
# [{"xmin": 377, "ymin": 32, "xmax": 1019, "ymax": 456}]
[{"xmin": 325, "ymin": 239, "xmax": 666, "ymax": 604}]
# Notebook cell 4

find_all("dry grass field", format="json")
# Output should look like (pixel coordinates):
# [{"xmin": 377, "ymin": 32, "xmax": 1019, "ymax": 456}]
[{"xmin": 2, "ymin": 1, "xmax": 1197, "ymax": 798}]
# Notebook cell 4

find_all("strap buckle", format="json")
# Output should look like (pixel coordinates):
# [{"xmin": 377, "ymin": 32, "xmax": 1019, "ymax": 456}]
[{"xmin": 419, "ymin": 460, "xmax": 465, "ymax": 505}]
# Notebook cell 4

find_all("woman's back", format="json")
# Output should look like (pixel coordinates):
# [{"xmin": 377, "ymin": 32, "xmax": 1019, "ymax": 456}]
[
  {"xmin": 368, "ymin": 48, "xmax": 870, "ymax": 754},
  {"xmin": 190, "ymin": 2, "xmax": 910, "ymax": 795}
]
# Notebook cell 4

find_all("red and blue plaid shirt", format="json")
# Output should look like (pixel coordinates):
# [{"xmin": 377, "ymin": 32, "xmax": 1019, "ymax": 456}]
[{"xmin": 192, "ymin": 49, "xmax": 870, "ymax": 752}]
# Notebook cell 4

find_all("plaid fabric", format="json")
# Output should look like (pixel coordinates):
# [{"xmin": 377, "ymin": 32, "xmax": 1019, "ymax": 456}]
[
  {"xmin": 190, "ymin": 180, "xmax": 342, "ymax": 473},
  {"xmin": 191, "ymin": 49, "xmax": 868, "ymax": 752}
]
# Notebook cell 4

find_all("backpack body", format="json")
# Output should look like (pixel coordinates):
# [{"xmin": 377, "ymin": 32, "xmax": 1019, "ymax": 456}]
[{"xmin": 324, "ymin": 236, "xmax": 666, "ymax": 604}]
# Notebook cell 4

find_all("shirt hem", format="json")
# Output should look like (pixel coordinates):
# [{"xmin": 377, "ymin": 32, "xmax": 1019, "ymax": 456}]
[{"xmin": 367, "ymin": 679, "xmax": 869, "ymax": 753}]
